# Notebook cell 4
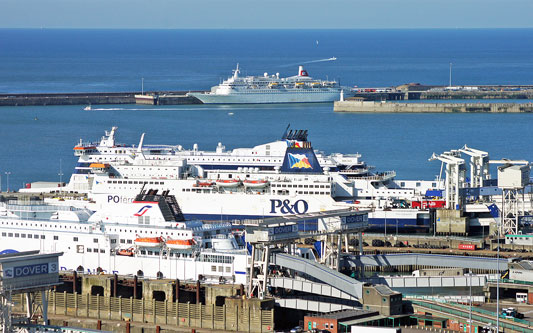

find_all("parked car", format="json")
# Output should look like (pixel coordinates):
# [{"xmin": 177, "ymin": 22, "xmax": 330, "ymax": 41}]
[{"xmin": 290, "ymin": 326, "xmax": 303, "ymax": 333}]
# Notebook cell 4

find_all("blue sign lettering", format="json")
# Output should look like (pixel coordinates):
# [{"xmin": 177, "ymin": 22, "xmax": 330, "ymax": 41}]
[
  {"xmin": 107, "ymin": 195, "xmax": 133, "ymax": 204},
  {"xmin": 270, "ymin": 199, "xmax": 309, "ymax": 214},
  {"xmin": 13, "ymin": 263, "xmax": 48, "ymax": 278},
  {"xmin": 272, "ymin": 225, "xmax": 296, "ymax": 235},
  {"xmin": 342, "ymin": 214, "xmax": 368, "ymax": 224}
]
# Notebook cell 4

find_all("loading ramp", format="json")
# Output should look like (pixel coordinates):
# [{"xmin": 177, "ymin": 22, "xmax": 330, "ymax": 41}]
[{"xmin": 273, "ymin": 253, "xmax": 364, "ymax": 300}]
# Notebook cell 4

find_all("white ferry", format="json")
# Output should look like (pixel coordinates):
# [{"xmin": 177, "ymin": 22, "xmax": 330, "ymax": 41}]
[
  {"xmin": 81, "ymin": 143, "xmax": 435, "ymax": 233},
  {"xmin": 23, "ymin": 126, "xmax": 370, "ymax": 194},
  {"xmin": 188, "ymin": 65, "xmax": 342, "ymax": 104},
  {"xmin": 0, "ymin": 190, "xmax": 248, "ymax": 282},
  {"xmin": 22, "ymin": 128, "xmax": 443, "ymax": 232}
]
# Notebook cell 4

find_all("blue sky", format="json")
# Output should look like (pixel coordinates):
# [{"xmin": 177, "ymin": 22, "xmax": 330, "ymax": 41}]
[{"xmin": 2, "ymin": 0, "xmax": 533, "ymax": 29}]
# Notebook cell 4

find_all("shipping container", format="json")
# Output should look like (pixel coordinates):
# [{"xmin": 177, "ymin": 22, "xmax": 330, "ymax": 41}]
[
  {"xmin": 412, "ymin": 200, "xmax": 446, "ymax": 209},
  {"xmin": 458, "ymin": 244, "xmax": 476, "ymax": 251}
]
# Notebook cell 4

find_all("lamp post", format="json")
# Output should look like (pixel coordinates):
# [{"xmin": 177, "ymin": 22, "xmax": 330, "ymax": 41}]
[
  {"xmin": 5, "ymin": 172, "xmax": 11, "ymax": 192},
  {"xmin": 469, "ymin": 269, "xmax": 472, "ymax": 333},
  {"xmin": 496, "ymin": 218, "xmax": 500, "ymax": 333}
]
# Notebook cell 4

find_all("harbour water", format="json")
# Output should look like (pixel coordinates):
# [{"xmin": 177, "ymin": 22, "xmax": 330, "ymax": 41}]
[
  {"xmin": 0, "ymin": 29, "xmax": 533, "ymax": 190},
  {"xmin": 1, "ymin": 104, "xmax": 532, "ymax": 191}
]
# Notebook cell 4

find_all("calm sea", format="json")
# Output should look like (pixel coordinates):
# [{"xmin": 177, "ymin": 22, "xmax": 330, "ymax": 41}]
[{"xmin": 0, "ymin": 29, "xmax": 532, "ymax": 190}]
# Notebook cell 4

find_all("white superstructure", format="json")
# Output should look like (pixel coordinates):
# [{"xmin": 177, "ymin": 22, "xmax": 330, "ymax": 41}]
[
  {"xmin": 188, "ymin": 65, "xmax": 342, "ymax": 104},
  {"xmin": 0, "ymin": 191, "xmax": 248, "ymax": 283}
]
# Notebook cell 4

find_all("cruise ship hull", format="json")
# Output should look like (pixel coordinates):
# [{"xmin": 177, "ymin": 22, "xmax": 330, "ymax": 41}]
[{"xmin": 189, "ymin": 90, "xmax": 341, "ymax": 104}]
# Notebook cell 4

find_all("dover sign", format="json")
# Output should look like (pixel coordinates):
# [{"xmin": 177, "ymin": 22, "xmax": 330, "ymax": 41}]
[{"xmin": 3, "ymin": 262, "xmax": 58, "ymax": 279}]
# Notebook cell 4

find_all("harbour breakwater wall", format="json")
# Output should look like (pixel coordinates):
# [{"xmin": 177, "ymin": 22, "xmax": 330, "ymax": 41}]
[
  {"xmin": 334, "ymin": 101, "xmax": 533, "ymax": 113},
  {"xmin": 0, "ymin": 91, "xmax": 202, "ymax": 106}
]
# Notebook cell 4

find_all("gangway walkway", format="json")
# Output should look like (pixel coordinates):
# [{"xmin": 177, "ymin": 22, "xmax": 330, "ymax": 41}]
[
  {"xmin": 365, "ymin": 274, "xmax": 499, "ymax": 289},
  {"xmin": 269, "ymin": 277, "xmax": 356, "ymax": 300},
  {"xmin": 273, "ymin": 253, "xmax": 364, "ymax": 300},
  {"xmin": 274, "ymin": 297, "xmax": 358, "ymax": 312},
  {"xmin": 344, "ymin": 253, "xmax": 509, "ymax": 271}
]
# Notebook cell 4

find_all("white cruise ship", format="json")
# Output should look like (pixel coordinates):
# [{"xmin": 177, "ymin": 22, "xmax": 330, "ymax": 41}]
[
  {"xmin": 0, "ymin": 190, "xmax": 249, "ymax": 282},
  {"xmin": 188, "ymin": 65, "xmax": 342, "ymax": 104}
]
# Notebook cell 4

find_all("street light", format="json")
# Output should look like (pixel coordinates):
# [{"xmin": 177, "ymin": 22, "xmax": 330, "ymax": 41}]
[{"xmin": 5, "ymin": 172, "xmax": 11, "ymax": 192}]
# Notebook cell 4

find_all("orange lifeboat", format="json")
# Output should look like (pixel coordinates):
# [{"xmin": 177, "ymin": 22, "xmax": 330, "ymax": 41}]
[
  {"xmin": 117, "ymin": 248, "xmax": 135, "ymax": 256},
  {"xmin": 243, "ymin": 179, "xmax": 269, "ymax": 188},
  {"xmin": 166, "ymin": 238, "xmax": 194, "ymax": 250},
  {"xmin": 216, "ymin": 179, "xmax": 241, "ymax": 188},
  {"xmin": 196, "ymin": 181, "xmax": 215, "ymax": 187},
  {"xmin": 135, "ymin": 235, "xmax": 164, "ymax": 248}
]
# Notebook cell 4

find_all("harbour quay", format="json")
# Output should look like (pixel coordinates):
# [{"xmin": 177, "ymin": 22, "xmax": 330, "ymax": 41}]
[
  {"xmin": 0, "ymin": 91, "xmax": 203, "ymax": 107},
  {"xmin": 334, "ymin": 100, "xmax": 533, "ymax": 113},
  {"xmin": 352, "ymin": 84, "xmax": 533, "ymax": 101}
]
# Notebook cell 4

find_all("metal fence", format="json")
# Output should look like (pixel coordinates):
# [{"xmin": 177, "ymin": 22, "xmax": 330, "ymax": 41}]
[{"xmin": 13, "ymin": 291, "xmax": 274, "ymax": 333}]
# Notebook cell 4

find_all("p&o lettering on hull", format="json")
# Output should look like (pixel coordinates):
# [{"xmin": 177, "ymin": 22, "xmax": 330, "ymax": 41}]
[{"xmin": 270, "ymin": 199, "xmax": 309, "ymax": 214}]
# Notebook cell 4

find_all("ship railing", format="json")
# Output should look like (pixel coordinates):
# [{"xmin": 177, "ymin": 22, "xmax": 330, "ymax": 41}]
[
  {"xmin": 355, "ymin": 171, "xmax": 396, "ymax": 181},
  {"xmin": 4, "ymin": 203, "xmax": 77, "ymax": 212},
  {"xmin": 339, "ymin": 168, "xmax": 371, "ymax": 174}
]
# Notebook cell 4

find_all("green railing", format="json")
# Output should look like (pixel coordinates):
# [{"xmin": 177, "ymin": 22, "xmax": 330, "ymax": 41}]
[
  {"xmin": 487, "ymin": 278, "xmax": 533, "ymax": 286},
  {"xmin": 410, "ymin": 300, "xmax": 533, "ymax": 333}
]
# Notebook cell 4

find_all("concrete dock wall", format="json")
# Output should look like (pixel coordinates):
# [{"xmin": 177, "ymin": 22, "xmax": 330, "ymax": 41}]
[
  {"xmin": 0, "ymin": 92, "xmax": 135, "ymax": 106},
  {"xmin": 334, "ymin": 101, "xmax": 533, "ymax": 113},
  {"xmin": 0, "ymin": 91, "xmax": 203, "ymax": 106}
]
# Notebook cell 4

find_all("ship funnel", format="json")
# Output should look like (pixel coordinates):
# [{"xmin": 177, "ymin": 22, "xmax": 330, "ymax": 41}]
[{"xmin": 298, "ymin": 66, "xmax": 308, "ymax": 77}]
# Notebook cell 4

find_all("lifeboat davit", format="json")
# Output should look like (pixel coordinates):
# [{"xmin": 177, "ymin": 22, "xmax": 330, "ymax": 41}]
[
  {"xmin": 135, "ymin": 236, "xmax": 164, "ymax": 248},
  {"xmin": 216, "ymin": 179, "xmax": 241, "ymax": 188},
  {"xmin": 243, "ymin": 179, "xmax": 269, "ymax": 188},
  {"xmin": 117, "ymin": 248, "xmax": 135, "ymax": 256},
  {"xmin": 166, "ymin": 238, "xmax": 194, "ymax": 250}
]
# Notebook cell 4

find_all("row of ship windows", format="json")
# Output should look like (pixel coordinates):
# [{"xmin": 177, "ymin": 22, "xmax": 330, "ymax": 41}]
[
  {"xmin": 273, "ymin": 184, "xmax": 330, "ymax": 189},
  {"xmin": 2, "ymin": 232, "xmax": 45, "ymax": 239},
  {"xmin": 1, "ymin": 221, "xmax": 89, "ymax": 231},
  {"xmin": 188, "ymin": 157, "xmax": 282, "ymax": 162},
  {"xmin": 277, "ymin": 191, "xmax": 329, "ymax": 195},
  {"xmin": 87, "ymin": 248, "xmax": 106, "ymax": 253},
  {"xmin": 107, "ymin": 180, "xmax": 165, "ymax": 185},
  {"xmin": 0, "ymin": 232, "xmax": 191, "ymax": 245},
  {"xmin": 1, "ymin": 222, "xmax": 189, "ymax": 238},
  {"xmin": 212, "ymin": 266, "xmax": 232, "ymax": 273},
  {"xmin": 200, "ymin": 254, "xmax": 233, "ymax": 264}
]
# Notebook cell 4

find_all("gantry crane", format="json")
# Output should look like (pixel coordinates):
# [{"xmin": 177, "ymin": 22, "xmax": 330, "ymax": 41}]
[{"xmin": 429, "ymin": 150, "xmax": 466, "ymax": 210}]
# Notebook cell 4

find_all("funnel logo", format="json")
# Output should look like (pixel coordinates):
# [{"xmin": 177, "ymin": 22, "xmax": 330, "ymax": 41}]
[
  {"xmin": 288, "ymin": 153, "xmax": 312, "ymax": 169},
  {"xmin": 286, "ymin": 140, "xmax": 301, "ymax": 148},
  {"xmin": 134, "ymin": 205, "xmax": 152, "ymax": 217}
]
